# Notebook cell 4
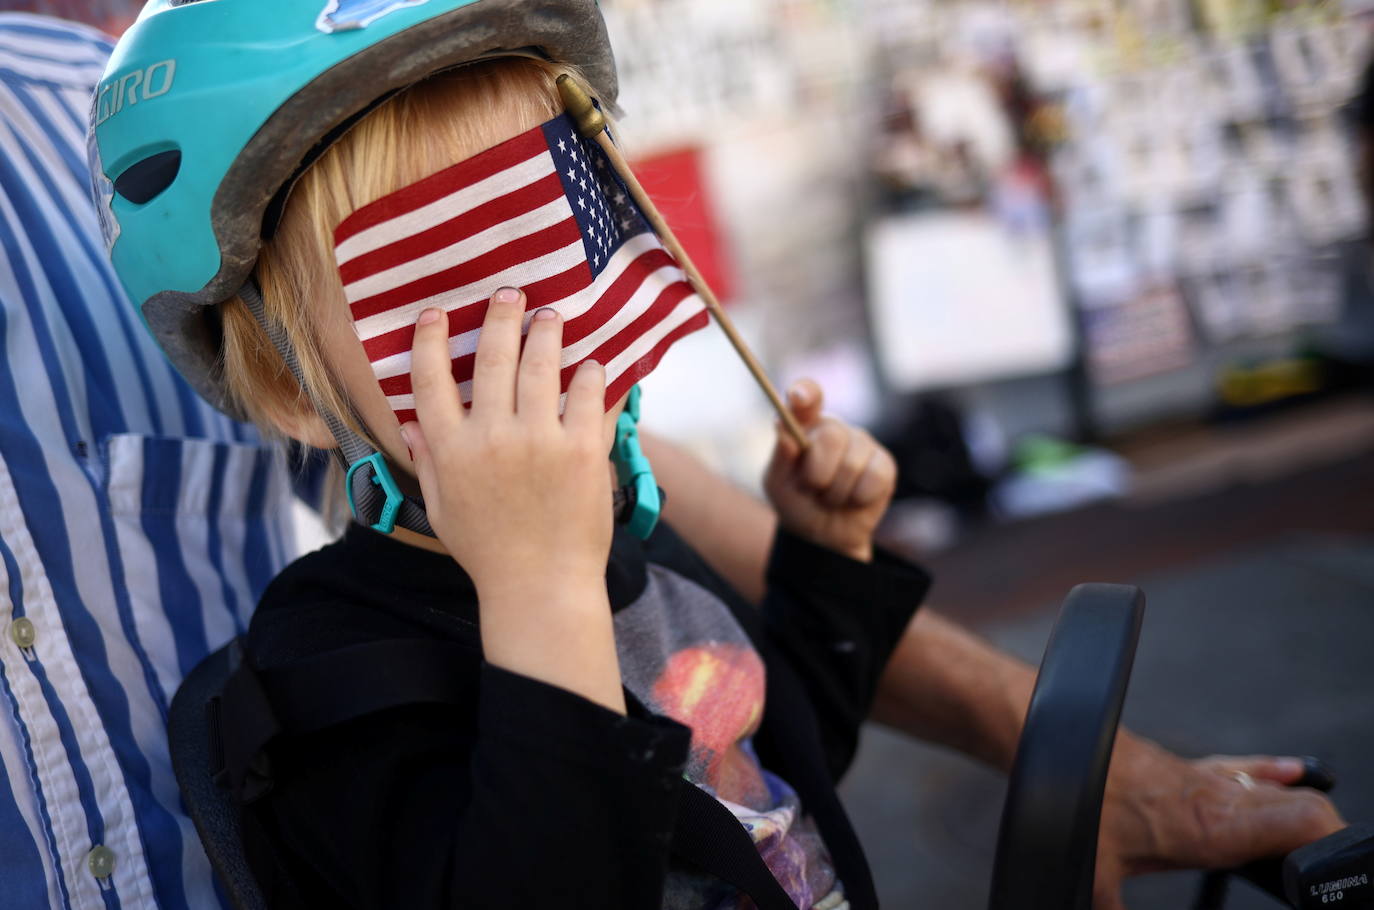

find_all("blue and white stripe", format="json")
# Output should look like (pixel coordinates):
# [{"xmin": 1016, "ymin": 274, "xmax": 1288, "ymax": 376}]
[{"xmin": 0, "ymin": 14, "xmax": 297, "ymax": 910}]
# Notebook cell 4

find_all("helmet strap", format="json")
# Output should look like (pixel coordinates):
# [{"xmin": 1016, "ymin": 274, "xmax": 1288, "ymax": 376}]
[{"xmin": 237, "ymin": 281, "xmax": 434, "ymax": 537}]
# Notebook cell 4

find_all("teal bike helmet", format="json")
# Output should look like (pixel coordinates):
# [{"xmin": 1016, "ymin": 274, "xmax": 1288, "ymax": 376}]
[
  {"xmin": 89, "ymin": 0, "xmax": 628, "ymax": 537},
  {"xmin": 89, "ymin": 0, "xmax": 617, "ymax": 417}
]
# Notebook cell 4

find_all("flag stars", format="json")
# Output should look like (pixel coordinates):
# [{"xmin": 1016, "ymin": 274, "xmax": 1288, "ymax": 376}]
[
  {"xmin": 566, "ymin": 167, "xmax": 577, "ymax": 182},
  {"xmin": 557, "ymin": 138, "xmax": 567, "ymax": 154},
  {"xmin": 577, "ymin": 196, "xmax": 587, "ymax": 211}
]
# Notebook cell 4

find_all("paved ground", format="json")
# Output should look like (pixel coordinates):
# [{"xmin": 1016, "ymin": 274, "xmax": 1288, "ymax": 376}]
[{"xmin": 839, "ymin": 533, "xmax": 1374, "ymax": 908}]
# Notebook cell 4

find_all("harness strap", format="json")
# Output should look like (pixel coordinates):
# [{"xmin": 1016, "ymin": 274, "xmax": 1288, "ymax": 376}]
[{"xmin": 211, "ymin": 638, "xmax": 798, "ymax": 910}]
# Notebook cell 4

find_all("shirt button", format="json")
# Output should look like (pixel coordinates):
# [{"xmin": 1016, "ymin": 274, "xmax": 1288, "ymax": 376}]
[
  {"xmin": 9, "ymin": 617, "xmax": 36, "ymax": 650},
  {"xmin": 87, "ymin": 844, "xmax": 116, "ymax": 879}
]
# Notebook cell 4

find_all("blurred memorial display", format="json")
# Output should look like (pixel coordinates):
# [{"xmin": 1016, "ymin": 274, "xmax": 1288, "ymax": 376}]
[{"xmin": 861, "ymin": 0, "xmax": 1370, "ymax": 429}]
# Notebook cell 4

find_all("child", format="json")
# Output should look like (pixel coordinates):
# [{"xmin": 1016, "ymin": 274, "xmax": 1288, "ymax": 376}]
[{"xmin": 93, "ymin": 3, "xmax": 926, "ymax": 907}]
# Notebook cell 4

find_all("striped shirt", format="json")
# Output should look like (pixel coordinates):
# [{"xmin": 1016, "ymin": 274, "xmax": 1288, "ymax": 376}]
[{"xmin": 0, "ymin": 14, "xmax": 295, "ymax": 910}]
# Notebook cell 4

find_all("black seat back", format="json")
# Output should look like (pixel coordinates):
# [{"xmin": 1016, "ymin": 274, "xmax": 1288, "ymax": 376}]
[{"xmin": 167, "ymin": 640, "xmax": 267, "ymax": 910}]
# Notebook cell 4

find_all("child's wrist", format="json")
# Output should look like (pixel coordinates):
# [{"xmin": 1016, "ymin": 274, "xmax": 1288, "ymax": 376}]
[
  {"xmin": 477, "ymin": 580, "xmax": 624, "ymax": 714},
  {"xmin": 474, "ymin": 564, "xmax": 607, "ymax": 606},
  {"xmin": 467, "ymin": 542, "xmax": 607, "ymax": 594},
  {"xmin": 776, "ymin": 519, "xmax": 874, "ymax": 564},
  {"xmin": 817, "ymin": 538, "xmax": 872, "ymax": 564},
  {"xmin": 840, "ymin": 540, "xmax": 874, "ymax": 563}
]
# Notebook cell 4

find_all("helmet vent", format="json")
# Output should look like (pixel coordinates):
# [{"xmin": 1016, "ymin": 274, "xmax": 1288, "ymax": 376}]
[{"xmin": 114, "ymin": 149, "xmax": 182, "ymax": 205}]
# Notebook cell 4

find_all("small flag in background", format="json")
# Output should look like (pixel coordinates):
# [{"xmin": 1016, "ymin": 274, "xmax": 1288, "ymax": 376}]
[
  {"xmin": 334, "ymin": 112, "xmax": 709, "ymax": 425},
  {"xmin": 632, "ymin": 144, "xmax": 735, "ymax": 306}
]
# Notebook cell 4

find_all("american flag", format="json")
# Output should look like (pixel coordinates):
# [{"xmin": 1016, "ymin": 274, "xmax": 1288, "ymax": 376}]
[{"xmin": 333, "ymin": 112, "xmax": 710, "ymax": 425}]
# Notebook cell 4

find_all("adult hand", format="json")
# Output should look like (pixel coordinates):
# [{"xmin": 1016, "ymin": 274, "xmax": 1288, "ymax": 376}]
[
  {"xmin": 400, "ymin": 286, "xmax": 624, "ymax": 713},
  {"xmin": 763, "ymin": 379, "xmax": 896, "ymax": 563},
  {"xmin": 1094, "ymin": 737, "xmax": 1346, "ymax": 909}
]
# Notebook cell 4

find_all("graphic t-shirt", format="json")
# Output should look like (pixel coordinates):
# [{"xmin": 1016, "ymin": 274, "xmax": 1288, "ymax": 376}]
[{"xmin": 614, "ymin": 565, "xmax": 846, "ymax": 910}]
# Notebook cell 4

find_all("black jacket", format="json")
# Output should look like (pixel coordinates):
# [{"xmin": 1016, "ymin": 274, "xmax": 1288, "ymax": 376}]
[{"xmin": 233, "ymin": 520, "xmax": 930, "ymax": 909}]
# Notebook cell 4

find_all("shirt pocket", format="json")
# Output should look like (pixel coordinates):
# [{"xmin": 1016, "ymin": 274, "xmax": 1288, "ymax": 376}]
[{"xmin": 104, "ymin": 433, "xmax": 294, "ymax": 698}]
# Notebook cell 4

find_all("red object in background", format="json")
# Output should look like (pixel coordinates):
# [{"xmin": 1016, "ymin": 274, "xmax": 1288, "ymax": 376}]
[{"xmin": 630, "ymin": 145, "xmax": 736, "ymax": 305}]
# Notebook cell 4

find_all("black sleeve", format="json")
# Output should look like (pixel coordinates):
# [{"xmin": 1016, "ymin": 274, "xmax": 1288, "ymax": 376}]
[
  {"xmin": 254, "ymin": 662, "xmax": 691, "ymax": 909},
  {"xmin": 760, "ymin": 530, "xmax": 931, "ymax": 780}
]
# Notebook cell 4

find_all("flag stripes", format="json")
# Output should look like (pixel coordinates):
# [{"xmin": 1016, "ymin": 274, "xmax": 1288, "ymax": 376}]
[
  {"xmin": 336, "ymin": 112, "xmax": 707, "ymax": 425},
  {"xmin": 333, "ymin": 127, "xmax": 551, "ymax": 258}
]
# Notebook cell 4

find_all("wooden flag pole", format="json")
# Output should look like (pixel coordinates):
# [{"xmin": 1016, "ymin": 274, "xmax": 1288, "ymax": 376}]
[{"xmin": 556, "ymin": 75, "xmax": 809, "ymax": 451}]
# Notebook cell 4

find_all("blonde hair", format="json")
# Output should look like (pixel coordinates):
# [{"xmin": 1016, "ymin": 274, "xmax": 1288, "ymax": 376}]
[{"xmin": 218, "ymin": 56, "xmax": 582, "ymax": 441}]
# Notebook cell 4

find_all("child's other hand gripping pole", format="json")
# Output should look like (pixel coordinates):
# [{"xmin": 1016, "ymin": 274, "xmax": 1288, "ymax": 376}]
[{"xmin": 763, "ymin": 379, "xmax": 898, "ymax": 564}]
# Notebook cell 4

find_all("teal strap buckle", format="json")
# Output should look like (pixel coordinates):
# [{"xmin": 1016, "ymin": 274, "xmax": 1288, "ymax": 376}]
[
  {"xmin": 612, "ymin": 385, "xmax": 660, "ymax": 540},
  {"xmin": 345, "ymin": 452, "xmax": 404, "ymax": 534}
]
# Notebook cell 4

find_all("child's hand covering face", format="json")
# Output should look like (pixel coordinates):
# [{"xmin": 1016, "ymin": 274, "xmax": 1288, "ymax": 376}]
[
  {"xmin": 401, "ymin": 287, "xmax": 629, "ymax": 716},
  {"xmin": 334, "ymin": 112, "xmax": 709, "ymax": 426},
  {"xmin": 400, "ymin": 288, "xmax": 615, "ymax": 592}
]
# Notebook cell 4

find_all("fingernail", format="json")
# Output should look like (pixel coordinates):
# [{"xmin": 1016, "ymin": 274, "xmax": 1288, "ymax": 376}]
[
  {"xmin": 492, "ymin": 286, "xmax": 522, "ymax": 304},
  {"xmin": 533, "ymin": 307, "xmax": 558, "ymax": 322},
  {"xmin": 417, "ymin": 308, "xmax": 442, "ymax": 326},
  {"xmin": 1275, "ymin": 757, "xmax": 1305, "ymax": 777}
]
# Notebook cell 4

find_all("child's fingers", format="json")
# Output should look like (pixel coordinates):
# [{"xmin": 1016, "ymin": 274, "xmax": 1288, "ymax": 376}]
[
  {"xmin": 563, "ymin": 359, "xmax": 605, "ymax": 436},
  {"xmin": 470, "ymin": 287, "xmax": 525, "ymax": 415},
  {"xmin": 410, "ymin": 307, "xmax": 464, "ymax": 443},
  {"xmin": 517, "ymin": 308, "xmax": 563, "ymax": 423},
  {"xmin": 850, "ymin": 447, "xmax": 897, "ymax": 507},
  {"xmin": 786, "ymin": 378, "xmax": 825, "ymax": 429},
  {"xmin": 822, "ymin": 434, "xmax": 878, "ymax": 507},
  {"xmin": 397, "ymin": 421, "xmax": 439, "ymax": 502},
  {"xmin": 771, "ymin": 419, "xmax": 802, "ymax": 462},
  {"xmin": 799, "ymin": 418, "xmax": 847, "ymax": 491}
]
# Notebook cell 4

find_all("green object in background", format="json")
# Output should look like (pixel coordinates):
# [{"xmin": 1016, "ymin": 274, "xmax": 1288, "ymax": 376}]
[{"xmin": 1013, "ymin": 434, "xmax": 1089, "ymax": 475}]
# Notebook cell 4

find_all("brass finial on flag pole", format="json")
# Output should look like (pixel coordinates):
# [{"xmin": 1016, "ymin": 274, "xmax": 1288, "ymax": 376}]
[{"xmin": 556, "ymin": 75, "xmax": 809, "ymax": 451}]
